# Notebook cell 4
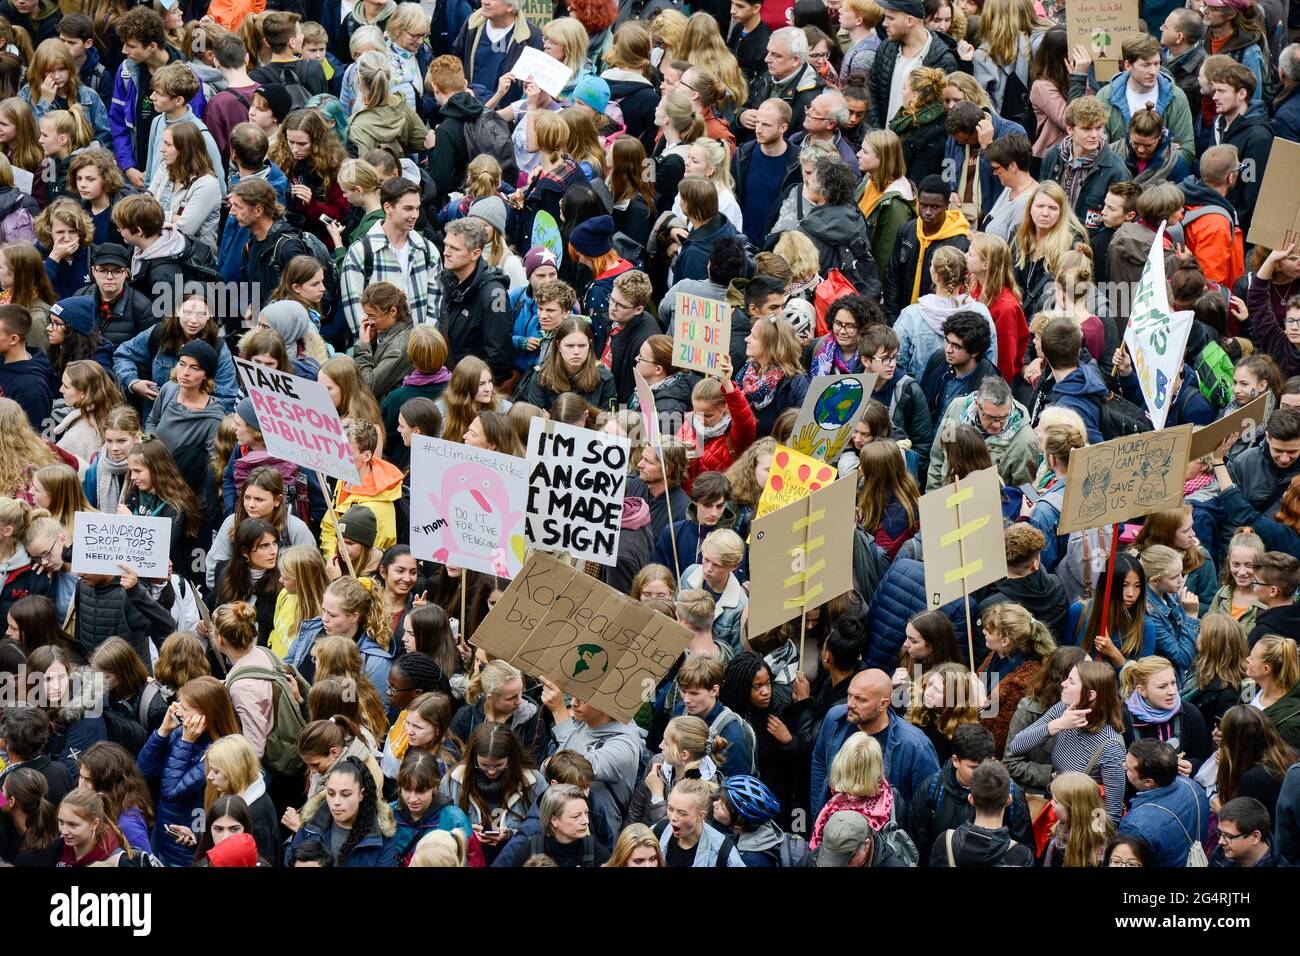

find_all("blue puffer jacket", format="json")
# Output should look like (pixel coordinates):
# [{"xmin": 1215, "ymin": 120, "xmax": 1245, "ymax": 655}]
[
  {"xmin": 810, "ymin": 707, "xmax": 940, "ymax": 815},
  {"xmin": 1146, "ymin": 588, "xmax": 1200, "ymax": 684},
  {"xmin": 509, "ymin": 286, "xmax": 541, "ymax": 373},
  {"xmin": 136, "ymin": 727, "xmax": 211, "ymax": 867},
  {"xmin": 863, "ymin": 558, "xmax": 970, "ymax": 672},
  {"xmin": 390, "ymin": 798, "xmax": 473, "ymax": 866},
  {"xmin": 288, "ymin": 787, "xmax": 401, "ymax": 867},
  {"xmin": 112, "ymin": 329, "xmax": 239, "ymax": 420},
  {"xmin": 1118, "ymin": 776, "xmax": 1211, "ymax": 867}
]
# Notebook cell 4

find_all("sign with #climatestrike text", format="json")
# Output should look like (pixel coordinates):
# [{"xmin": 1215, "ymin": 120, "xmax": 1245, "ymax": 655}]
[{"xmin": 234, "ymin": 358, "xmax": 360, "ymax": 485}]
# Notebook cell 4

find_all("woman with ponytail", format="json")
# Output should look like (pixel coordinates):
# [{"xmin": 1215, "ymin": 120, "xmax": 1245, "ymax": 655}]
[
  {"xmin": 348, "ymin": 50, "xmax": 432, "ymax": 157},
  {"xmin": 451, "ymin": 659, "xmax": 547, "ymax": 763},
  {"xmin": 1040, "ymin": 771, "xmax": 1113, "ymax": 866},
  {"xmin": 1120, "ymin": 655, "xmax": 1212, "ymax": 775},
  {"xmin": 979, "ymin": 602, "xmax": 1056, "ymax": 754},
  {"xmin": 211, "ymin": 600, "xmax": 285, "ymax": 762},
  {"xmin": 53, "ymin": 789, "xmax": 127, "ymax": 866},
  {"xmin": 1, "ymin": 766, "xmax": 61, "ymax": 866},
  {"xmin": 289, "ymin": 716, "xmax": 384, "ymax": 811},
  {"xmin": 287, "ymin": 755, "xmax": 400, "ymax": 866},
  {"xmin": 36, "ymin": 107, "xmax": 93, "ymax": 203},
  {"xmin": 626, "ymin": 714, "xmax": 729, "ymax": 826},
  {"xmin": 284, "ymin": 575, "xmax": 392, "ymax": 705}
]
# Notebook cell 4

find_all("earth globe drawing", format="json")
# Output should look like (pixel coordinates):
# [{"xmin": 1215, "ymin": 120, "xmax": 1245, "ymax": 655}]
[
  {"xmin": 814, "ymin": 379, "xmax": 865, "ymax": 429},
  {"xmin": 563, "ymin": 644, "xmax": 610, "ymax": 683}
]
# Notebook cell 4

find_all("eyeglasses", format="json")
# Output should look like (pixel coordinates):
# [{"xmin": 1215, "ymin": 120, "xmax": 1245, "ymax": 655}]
[
  {"xmin": 871, "ymin": 353, "xmax": 898, "ymax": 366},
  {"xmin": 1284, "ymin": 317, "xmax": 1300, "ymax": 328},
  {"xmin": 405, "ymin": 30, "xmax": 428, "ymax": 40},
  {"xmin": 387, "ymin": 683, "xmax": 413, "ymax": 695},
  {"xmin": 831, "ymin": 320, "xmax": 858, "ymax": 333},
  {"xmin": 1107, "ymin": 858, "xmax": 1142, "ymax": 868},
  {"xmin": 1218, "ymin": 829, "xmax": 1248, "ymax": 843},
  {"xmin": 635, "ymin": 355, "xmax": 658, "ymax": 365},
  {"xmin": 1252, "ymin": 579, "xmax": 1271, "ymax": 588},
  {"xmin": 93, "ymin": 266, "xmax": 126, "ymax": 277},
  {"xmin": 609, "ymin": 298, "xmax": 637, "ymax": 312},
  {"xmin": 944, "ymin": 339, "xmax": 967, "ymax": 351},
  {"xmin": 808, "ymin": 51, "xmax": 830, "ymax": 62},
  {"xmin": 677, "ymin": 81, "xmax": 695, "ymax": 93},
  {"xmin": 978, "ymin": 403, "xmax": 1011, "ymax": 425},
  {"xmin": 28, "ymin": 541, "xmax": 58, "ymax": 563},
  {"xmin": 48, "ymin": 317, "xmax": 65, "ymax": 330}
]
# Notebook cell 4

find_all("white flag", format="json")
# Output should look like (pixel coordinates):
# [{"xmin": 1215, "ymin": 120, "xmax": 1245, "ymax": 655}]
[{"xmin": 1122, "ymin": 222, "xmax": 1194, "ymax": 431}]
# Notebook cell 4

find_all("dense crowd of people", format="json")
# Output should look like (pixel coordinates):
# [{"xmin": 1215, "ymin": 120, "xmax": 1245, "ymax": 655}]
[{"xmin": 0, "ymin": 0, "xmax": 1294, "ymax": 870}]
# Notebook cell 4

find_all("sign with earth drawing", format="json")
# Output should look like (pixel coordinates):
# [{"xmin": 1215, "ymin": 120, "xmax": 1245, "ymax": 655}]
[
  {"xmin": 789, "ymin": 373, "xmax": 878, "ymax": 464},
  {"xmin": 472, "ymin": 552, "xmax": 692, "ymax": 722}
]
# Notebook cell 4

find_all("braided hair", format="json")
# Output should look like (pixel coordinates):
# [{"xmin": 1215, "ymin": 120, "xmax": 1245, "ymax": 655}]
[
  {"xmin": 391, "ymin": 651, "xmax": 448, "ymax": 696},
  {"xmin": 719, "ymin": 652, "xmax": 774, "ymax": 726},
  {"xmin": 329, "ymin": 756, "xmax": 379, "ymax": 865}
]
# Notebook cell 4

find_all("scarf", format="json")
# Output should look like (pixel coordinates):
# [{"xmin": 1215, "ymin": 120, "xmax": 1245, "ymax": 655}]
[
  {"xmin": 739, "ymin": 360, "xmax": 785, "ymax": 410},
  {"xmin": 858, "ymin": 179, "xmax": 885, "ymax": 219},
  {"xmin": 95, "ymin": 452, "xmax": 131, "ymax": 512},
  {"xmin": 1056, "ymin": 134, "xmax": 1106, "ymax": 210},
  {"xmin": 810, "ymin": 337, "xmax": 860, "ymax": 377},
  {"xmin": 809, "ymin": 786, "xmax": 894, "ymax": 848},
  {"xmin": 910, "ymin": 210, "xmax": 971, "ymax": 304},
  {"xmin": 888, "ymin": 100, "xmax": 945, "ymax": 137},
  {"xmin": 691, "ymin": 411, "xmax": 732, "ymax": 442},
  {"xmin": 1127, "ymin": 689, "xmax": 1182, "ymax": 738},
  {"xmin": 403, "ymin": 366, "xmax": 451, "ymax": 387}
]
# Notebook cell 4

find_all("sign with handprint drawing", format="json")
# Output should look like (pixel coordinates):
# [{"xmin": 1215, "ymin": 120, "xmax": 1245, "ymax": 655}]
[
  {"xmin": 1057, "ymin": 425, "xmax": 1194, "ymax": 535},
  {"xmin": 790, "ymin": 373, "xmax": 878, "ymax": 464},
  {"xmin": 472, "ymin": 552, "xmax": 691, "ymax": 723}
]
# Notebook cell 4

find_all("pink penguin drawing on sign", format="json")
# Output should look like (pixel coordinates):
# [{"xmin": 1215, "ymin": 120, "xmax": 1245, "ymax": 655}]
[{"xmin": 426, "ymin": 462, "xmax": 524, "ymax": 575}]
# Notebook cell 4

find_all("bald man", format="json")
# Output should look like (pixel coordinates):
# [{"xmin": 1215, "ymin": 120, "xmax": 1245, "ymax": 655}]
[
  {"xmin": 1178, "ymin": 143, "xmax": 1245, "ymax": 287},
  {"xmin": 810, "ymin": 668, "xmax": 940, "ymax": 817}
]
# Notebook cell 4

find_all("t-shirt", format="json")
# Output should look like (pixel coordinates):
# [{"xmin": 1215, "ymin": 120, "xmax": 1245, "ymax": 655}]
[
  {"xmin": 665, "ymin": 836, "xmax": 696, "ymax": 867},
  {"xmin": 390, "ymin": 238, "xmax": 413, "ymax": 288},
  {"xmin": 1126, "ymin": 79, "xmax": 1159, "ymax": 119},
  {"xmin": 133, "ymin": 64, "xmax": 156, "ymax": 170},
  {"xmin": 741, "ymin": 147, "xmax": 788, "ymax": 244},
  {"xmin": 886, "ymin": 35, "xmax": 931, "ymax": 125},
  {"xmin": 328, "ymin": 823, "xmax": 351, "ymax": 860}
]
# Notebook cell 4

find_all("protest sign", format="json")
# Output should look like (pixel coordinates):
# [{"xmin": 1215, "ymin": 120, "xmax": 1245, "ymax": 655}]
[
  {"xmin": 748, "ymin": 476, "xmax": 856, "ymax": 635},
  {"xmin": 1058, "ymin": 425, "xmax": 1194, "ymax": 535},
  {"xmin": 519, "ymin": 0, "xmax": 552, "ymax": 26},
  {"xmin": 672, "ymin": 293, "xmax": 731, "ymax": 374},
  {"xmin": 917, "ymin": 466, "xmax": 1007, "ymax": 610},
  {"xmin": 790, "ymin": 373, "xmax": 879, "ymax": 463},
  {"xmin": 234, "ymin": 358, "xmax": 359, "ymax": 484},
  {"xmin": 633, "ymin": 369, "xmax": 662, "ymax": 448},
  {"xmin": 532, "ymin": 210, "xmax": 563, "ymax": 265},
  {"xmin": 525, "ymin": 418, "xmax": 630, "ymax": 567},
  {"xmin": 1189, "ymin": 393, "xmax": 1270, "ymax": 461},
  {"xmin": 410, "ymin": 436, "xmax": 528, "ymax": 579},
  {"xmin": 511, "ymin": 46, "xmax": 573, "ymax": 99},
  {"xmin": 473, "ymin": 552, "xmax": 692, "ymax": 722},
  {"xmin": 73, "ymin": 512, "xmax": 172, "ymax": 578},
  {"xmin": 1066, "ymin": 0, "xmax": 1140, "ymax": 80},
  {"xmin": 1122, "ymin": 224, "xmax": 1194, "ymax": 431},
  {"xmin": 756, "ymin": 445, "xmax": 837, "ymax": 519},
  {"xmin": 1247, "ymin": 137, "xmax": 1300, "ymax": 249}
]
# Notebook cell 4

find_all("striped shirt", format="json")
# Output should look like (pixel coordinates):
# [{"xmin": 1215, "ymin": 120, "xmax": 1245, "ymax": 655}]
[{"xmin": 1006, "ymin": 700, "xmax": 1127, "ymax": 821}]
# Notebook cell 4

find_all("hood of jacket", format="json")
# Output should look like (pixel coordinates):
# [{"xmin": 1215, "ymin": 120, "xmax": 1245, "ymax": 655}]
[
  {"xmin": 1109, "ymin": 220, "xmax": 1161, "ymax": 270},
  {"xmin": 772, "ymin": 62, "xmax": 821, "ymax": 96},
  {"xmin": 0, "ymin": 186, "xmax": 31, "ymax": 219},
  {"xmin": 347, "ymin": 457, "xmax": 405, "ymax": 500},
  {"xmin": 995, "ymin": 567, "xmax": 1066, "ymax": 614},
  {"xmin": 736, "ymin": 820, "xmax": 785, "ymax": 853},
  {"xmin": 685, "ymin": 500, "xmax": 741, "ymax": 531},
  {"xmin": 915, "ymin": 292, "xmax": 977, "ymax": 335},
  {"xmin": 957, "ymin": 393, "xmax": 1030, "ymax": 445},
  {"xmin": 947, "ymin": 823, "xmax": 1016, "ymax": 865},
  {"xmin": 301, "ymin": 785, "xmax": 398, "ymax": 840},
  {"xmin": 354, "ymin": 0, "xmax": 398, "ymax": 24},
  {"xmin": 440, "ymin": 90, "xmax": 484, "ymax": 123},
  {"xmin": 1105, "ymin": 69, "xmax": 1175, "ymax": 122},
  {"xmin": 135, "ymin": 223, "xmax": 188, "ymax": 265},
  {"xmin": 466, "ymin": 7, "xmax": 532, "ymax": 44},
  {"xmin": 234, "ymin": 449, "xmax": 302, "ymax": 489},
  {"xmin": 1219, "ymin": 101, "xmax": 1272, "ymax": 141},
  {"xmin": 801, "ymin": 202, "xmax": 869, "ymax": 246},
  {"xmin": 621, "ymin": 496, "xmax": 651, "ymax": 530},
  {"xmin": 1051, "ymin": 362, "xmax": 1108, "ymax": 402},
  {"xmin": 601, "ymin": 68, "xmax": 654, "ymax": 91},
  {"xmin": 1179, "ymin": 175, "xmax": 1235, "ymax": 218}
]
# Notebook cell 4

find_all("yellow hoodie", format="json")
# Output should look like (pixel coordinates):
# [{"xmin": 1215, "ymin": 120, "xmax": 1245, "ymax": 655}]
[
  {"xmin": 910, "ymin": 210, "xmax": 971, "ymax": 305},
  {"xmin": 319, "ymin": 457, "xmax": 405, "ymax": 560}
]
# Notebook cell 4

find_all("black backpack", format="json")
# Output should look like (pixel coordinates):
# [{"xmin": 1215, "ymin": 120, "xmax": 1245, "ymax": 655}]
[
  {"xmin": 527, "ymin": 831, "xmax": 597, "ymax": 866},
  {"xmin": 1098, "ymin": 391, "xmax": 1153, "ymax": 440},
  {"xmin": 272, "ymin": 229, "xmax": 339, "ymax": 317},
  {"xmin": 464, "ymin": 112, "xmax": 518, "ymax": 186},
  {"xmin": 999, "ymin": 68, "xmax": 1037, "ymax": 143},
  {"xmin": 272, "ymin": 62, "xmax": 312, "ymax": 108},
  {"xmin": 832, "ymin": 230, "xmax": 882, "ymax": 299},
  {"xmin": 102, "ymin": 707, "xmax": 148, "ymax": 756},
  {"xmin": 776, "ymin": 832, "xmax": 812, "ymax": 868}
]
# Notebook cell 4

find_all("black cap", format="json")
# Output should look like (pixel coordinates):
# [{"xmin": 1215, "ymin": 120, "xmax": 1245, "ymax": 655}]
[{"xmin": 91, "ymin": 243, "xmax": 130, "ymax": 268}]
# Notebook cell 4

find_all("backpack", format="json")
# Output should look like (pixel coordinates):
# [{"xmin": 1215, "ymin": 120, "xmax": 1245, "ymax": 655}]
[
  {"xmin": 226, "ymin": 657, "xmax": 311, "ymax": 775},
  {"xmin": 136, "ymin": 681, "xmax": 163, "ymax": 727},
  {"xmin": 651, "ymin": 820, "xmax": 739, "ymax": 866},
  {"xmin": 1193, "ymin": 339, "xmax": 1235, "ymax": 411},
  {"xmin": 708, "ymin": 708, "xmax": 758, "ymax": 774},
  {"xmin": 829, "ymin": 231, "xmax": 881, "ymax": 298},
  {"xmin": 776, "ymin": 832, "xmax": 812, "ymax": 868},
  {"xmin": 1098, "ymin": 391, "xmax": 1153, "ymax": 440},
  {"xmin": 272, "ymin": 62, "xmax": 312, "ymax": 108},
  {"xmin": 102, "ymin": 707, "xmax": 148, "ymax": 756},
  {"xmin": 878, "ymin": 819, "xmax": 920, "ymax": 866},
  {"xmin": 273, "ymin": 229, "xmax": 339, "ymax": 316},
  {"xmin": 944, "ymin": 828, "xmax": 1021, "ymax": 867},
  {"xmin": 463, "ymin": 112, "xmax": 518, "ymax": 186},
  {"xmin": 1148, "ymin": 779, "xmax": 1209, "ymax": 867}
]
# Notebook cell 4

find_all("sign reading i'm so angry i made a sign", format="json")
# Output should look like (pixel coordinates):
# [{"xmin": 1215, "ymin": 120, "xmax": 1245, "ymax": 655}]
[{"xmin": 235, "ymin": 358, "xmax": 360, "ymax": 484}]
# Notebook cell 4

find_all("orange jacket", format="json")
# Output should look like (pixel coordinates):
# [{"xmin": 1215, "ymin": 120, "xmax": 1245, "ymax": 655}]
[
  {"xmin": 1183, "ymin": 204, "xmax": 1245, "ymax": 289},
  {"xmin": 205, "ymin": 0, "xmax": 265, "ymax": 30}
]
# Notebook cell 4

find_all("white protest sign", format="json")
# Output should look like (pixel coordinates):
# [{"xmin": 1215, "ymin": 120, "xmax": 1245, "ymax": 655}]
[
  {"xmin": 524, "ymin": 417, "xmax": 629, "ymax": 567},
  {"xmin": 512, "ymin": 46, "xmax": 573, "ymax": 100},
  {"xmin": 72, "ymin": 512, "xmax": 172, "ymax": 578},
  {"xmin": 633, "ymin": 368, "xmax": 662, "ymax": 448},
  {"xmin": 235, "ymin": 358, "xmax": 360, "ymax": 484},
  {"xmin": 12, "ymin": 167, "xmax": 32, "ymax": 195},
  {"xmin": 1122, "ymin": 223, "xmax": 1194, "ymax": 431},
  {"xmin": 410, "ymin": 436, "xmax": 529, "ymax": 578}
]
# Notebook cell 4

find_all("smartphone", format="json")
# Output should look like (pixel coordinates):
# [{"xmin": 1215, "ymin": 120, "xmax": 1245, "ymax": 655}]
[{"xmin": 320, "ymin": 214, "xmax": 339, "ymax": 230}]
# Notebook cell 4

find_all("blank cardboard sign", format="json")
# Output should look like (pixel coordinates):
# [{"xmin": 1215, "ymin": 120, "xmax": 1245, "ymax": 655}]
[{"xmin": 1248, "ymin": 137, "xmax": 1300, "ymax": 250}]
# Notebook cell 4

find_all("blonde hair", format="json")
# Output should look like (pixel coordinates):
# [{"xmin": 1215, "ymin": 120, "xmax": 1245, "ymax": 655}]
[
  {"xmin": 203, "ymin": 734, "xmax": 261, "ymax": 811},
  {"xmin": 860, "ymin": 128, "xmax": 906, "ymax": 192},
  {"xmin": 1049, "ymin": 771, "xmax": 1113, "ymax": 867},
  {"xmin": 944, "ymin": 70, "xmax": 992, "ymax": 109},
  {"xmin": 338, "ymin": 157, "xmax": 383, "ymax": 193},
  {"xmin": 772, "ymin": 230, "xmax": 820, "ymax": 283},
  {"xmin": 981, "ymin": 602, "xmax": 1056, "ymax": 660},
  {"xmin": 1255, "ymin": 636, "xmax": 1300, "ymax": 692},
  {"xmin": 1016, "ymin": 180, "xmax": 1087, "ymax": 271},
  {"xmin": 355, "ymin": 49, "xmax": 397, "ymax": 110},
  {"xmin": 969, "ymin": 232, "xmax": 1021, "ymax": 302},
  {"xmin": 409, "ymin": 828, "xmax": 467, "ymax": 866},
  {"xmin": 1119, "ymin": 655, "xmax": 1177, "ymax": 696},
  {"xmin": 663, "ymin": 714, "xmax": 728, "ymax": 765},
  {"xmin": 606, "ymin": 822, "xmax": 664, "ymax": 866},
  {"xmin": 542, "ymin": 17, "xmax": 589, "ymax": 77},
  {"xmin": 1138, "ymin": 544, "xmax": 1182, "ymax": 583},
  {"xmin": 676, "ymin": 12, "xmax": 747, "ymax": 112},
  {"xmin": 827, "ymin": 731, "xmax": 884, "ymax": 798},
  {"xmin": 701, "ymin": 528, "xmax": 744, "ymax": 566},
  {"xmin": 465, "ymin": 658, "xmax": 522, "ymax": 704},
  {"xmin": 688, "ymin": 137, "xmax": 733, "ymax": 191}
]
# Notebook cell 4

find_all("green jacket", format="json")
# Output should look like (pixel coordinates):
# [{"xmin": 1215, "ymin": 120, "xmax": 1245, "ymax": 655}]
[
  {"xmin": 348, "ymin": 101, "xmax": 429, "ymax": 159},
  {"xmin": 1207, "ymin": 585, "xmax": 1265, "ymax": 633},
  {"xmin": 862, "ymin": 184, "xmax": 916, "ymax": 286},
  {"xmin": 1093, "ymin": 69, "xmax": 1195, "ymax": 167},
  {"xmin": 1265, "ymin": 680, "xmax": 1300, "ymax": 751},
  {"xmin": 926, "ymin": 394, "xmax": 1040, "ymax": 491}
]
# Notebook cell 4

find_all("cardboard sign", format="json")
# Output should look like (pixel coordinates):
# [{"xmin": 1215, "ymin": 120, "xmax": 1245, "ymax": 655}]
[
  {"xmin": 1247, "ymin": 137, "xmax": 1300, "ymax": 249},
  {"xmin": 512, "ymin": 46, "xmax": 573, "ymax": 100},
  {"xmin": 1189, "ymin": 393, "xmax": 1270, "ymax": 461},
  {"xmin": 1123, "ymin": 224, "xmax": 1195, "ymax": 431},
  {"xmin": 672, "ymin": 293, "xmax": 731, "ymax": 374},
  {"xmin": 1058, "ymin": 425, "xmax": 1194, "ymax": 534},
  {"xmin": 917, "ymin": 467, "xmax": 1008, "ymax": 609},
  {"xmin": 748, "ymin": 476, "xmax": 857, "ymax": 635},
  {"xmin": 790, "ymin": 373, "xmax": 879, "ymax": 463},
  {"xmin": 72, "ymin": 512, "xmax": 172, "ymax": 578},
  {"xmin": 473, "ymin": 552, "xmax": 692, "ymax": 722},
  {"xmin": 234, "ymin": 359, "xmax": 360, "ymax": 484},
  {"xmin": 410, "ymin": 436, "xmax": 528, "ymax": 579},
  {"xmin": 1066, "ymin": 0, "xmax": 1140, "ymax": 80},
  {"xmin": 633, "ymin": 369, "xmax": 662, "ymax": 449},
  {"xmin": 755, "ymin": 445, "xmax": 838, "ymax": 519},
  {"xmin": 525, "ymin": 418, "xmax": 630, "ymax": 567}
]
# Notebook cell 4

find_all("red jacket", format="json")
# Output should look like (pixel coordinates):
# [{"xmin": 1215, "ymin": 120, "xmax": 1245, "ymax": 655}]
[
  {"xmin": 675, "ymin": 386, "xmax": 757, "ymax": 492},
  {"xmin": 980, "ymin": 284, "xmax": 1029, "ymax": 382}
]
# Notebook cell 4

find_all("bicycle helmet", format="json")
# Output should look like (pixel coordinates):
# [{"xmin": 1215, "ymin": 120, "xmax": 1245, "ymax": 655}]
[
  {"xmin": 783, "ymin": 297, "xmax": 816, "ymax": 339},
  {"xmin": 721, "ymin": 775, "xmax": 781, "ymax": 824}
]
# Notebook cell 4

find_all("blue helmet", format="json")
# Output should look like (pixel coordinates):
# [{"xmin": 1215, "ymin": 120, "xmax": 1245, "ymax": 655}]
[{"xmin": 721, "ymin": 775, "xmax": 780, "ymax": 824}]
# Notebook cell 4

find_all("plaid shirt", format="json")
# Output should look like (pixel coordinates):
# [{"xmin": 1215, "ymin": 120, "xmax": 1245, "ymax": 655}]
[{"xmin": 339, "ymin": 221, "xmax": 443, "ymax": 334}]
